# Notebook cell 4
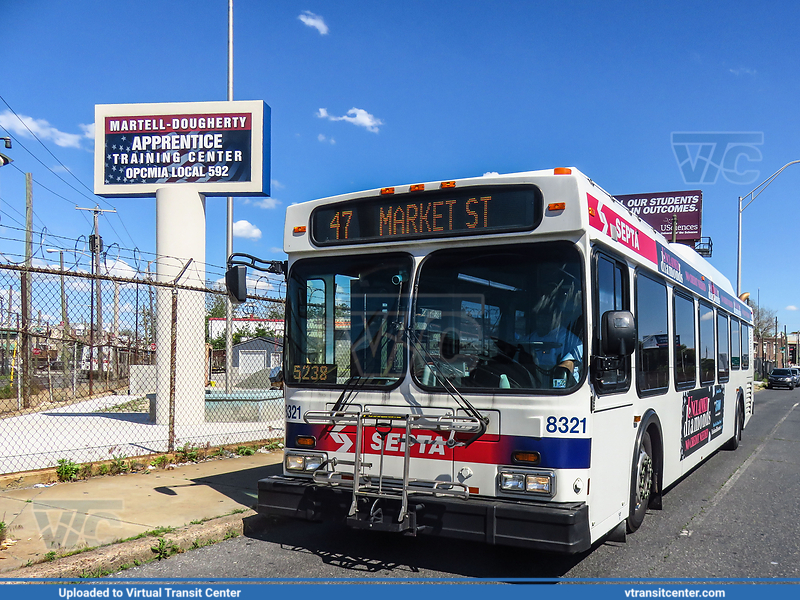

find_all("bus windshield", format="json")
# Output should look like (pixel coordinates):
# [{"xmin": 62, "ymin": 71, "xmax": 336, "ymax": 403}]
[
  {"xmin": 286, "ymin": 253, "xmax": 413, "ymax": 387},
  {"xmin": 411, "ymin": 242, "xmax": 584, "ymax": 392}
]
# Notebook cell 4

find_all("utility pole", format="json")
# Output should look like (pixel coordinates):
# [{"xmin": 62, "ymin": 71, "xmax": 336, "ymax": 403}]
[
  {"xmin": 775, "ymin": 316, "xmax": 779, "ymax": 367},
  {"xmin": 21, "ymin": 173, "xmax": 33, "ymax": 407},
  {"xmin": 225, "ymin": 0, "xmax": 235, "ymax": 393},
  {"xmin": 76, "ymin": 205, "xmax": 116, "ymax": 391}
]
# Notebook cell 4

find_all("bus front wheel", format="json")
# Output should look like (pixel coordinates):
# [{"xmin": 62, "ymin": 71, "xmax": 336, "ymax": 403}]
[{"xmin": 627, "ymin": 430, "xmax": 653, "ymax": 533}]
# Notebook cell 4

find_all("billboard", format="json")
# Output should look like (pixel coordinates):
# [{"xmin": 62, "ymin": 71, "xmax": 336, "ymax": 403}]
[
  {"xmin": 94, "ymin": 100, "xmax": 269, "ymax": 197},
  {"xmin": 614, "ymin": 190, "xmax": 702, "ymax": 242}
]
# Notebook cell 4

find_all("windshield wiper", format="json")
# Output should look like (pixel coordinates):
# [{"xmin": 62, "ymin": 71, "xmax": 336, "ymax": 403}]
[{"xmin": 403, "ymin": 326, "xmax": 488, "ymax": 447}]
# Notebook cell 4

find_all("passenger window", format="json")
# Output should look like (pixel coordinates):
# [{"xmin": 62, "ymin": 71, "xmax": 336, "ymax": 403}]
[
  {"xmin": 636, "ymin": 273, "xmax": 669, "ymax": 395},
  {"xmin": 741, "ymin": 324, "xmax": 750, "ymax": 369},
  {"xmin": 731, "ymin": 318, "xmax": 741, "ymax": 370},
  {"xmin": 718, "ymin": 313, "xmax": 730, "ymax": 382},
  {"xmin": 673, "ymin": 293, "xmax": 696, "ymax": 390},
  {"xmin": 698, "ymin": 303, "xmax": 715, "ymax": 385}
]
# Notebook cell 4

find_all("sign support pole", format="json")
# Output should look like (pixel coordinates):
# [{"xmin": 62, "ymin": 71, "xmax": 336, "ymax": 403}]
[{"xmin": 155, "ymin": 186, "xmax": 206, "ymax": 425}]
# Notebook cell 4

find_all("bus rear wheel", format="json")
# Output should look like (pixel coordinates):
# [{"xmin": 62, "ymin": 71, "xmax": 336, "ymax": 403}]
[
  {"xmin": 723, "ymin": 399, "xmax": 743, "ymax": 451},
  {"xmin": 627, "ymin": 430, "xmax": 653, "ymax": 533}
]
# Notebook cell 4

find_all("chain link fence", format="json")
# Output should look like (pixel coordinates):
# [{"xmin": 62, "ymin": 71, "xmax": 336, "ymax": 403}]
[{"xmin": 0, "ymin": 262, "xmax": 285, "ymax": 476}]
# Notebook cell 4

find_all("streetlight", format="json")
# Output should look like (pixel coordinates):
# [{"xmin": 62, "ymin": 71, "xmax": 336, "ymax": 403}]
[
  {"xmin": 0, "ymin": 137, "xmax": 12, "ymax": 168},
  {"xmin": 737, "ymin": 159, "xmax": 800, "ymax": 295}
]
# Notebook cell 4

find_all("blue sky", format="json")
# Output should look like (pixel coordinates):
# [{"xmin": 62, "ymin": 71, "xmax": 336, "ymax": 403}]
[{"xmin": 1, "ymin": 1, "xmax": 800, "ymax": 329}]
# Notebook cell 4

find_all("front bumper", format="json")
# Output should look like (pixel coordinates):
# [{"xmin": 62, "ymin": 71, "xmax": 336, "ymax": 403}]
[
  {"xmin": 258, "ymin": 475, "xmax": 591, "ymax": 554},
  {"xmin": 769, "ymin": 379, "xmax": 793, "ymax": 388}
]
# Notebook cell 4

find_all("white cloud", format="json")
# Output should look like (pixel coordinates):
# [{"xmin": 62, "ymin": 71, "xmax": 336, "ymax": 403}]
[
  {"xmin": 730, "ymin": 67, "xmax": 756, "ymax": 76},
  {"xmin": 318, "ymin": 133, "xmax": 336, "ymax": 144},
  {"xmin": 786, "ymin": 305, "xmax": 798, "ymax": 311},
  {"xmin": 317, "ymin": 107, "xmax": 383, "ymax": 133},
  {"xmin": 482, "ymin": 171, "xmax": 501, "ymax": 177},
  {"xmin": 80, "ymin": 123, "xmax": 95, "ymax": 139},
  {"xmin": 270, "ymin": 247, "xmax": 285, "ymax": 254},
  {"xmin": 271, "ymin": 179, "xmax": 285, "ymax": 190},
  {"xmin": 233, "ymin": 219, "xmax": 262, "ymax": 240},
  {"xmin": 103, "ymin": 259, "xmax": 137, "ymax": 279},
  {"xmin": 299, "ymin": 11, "xmax": 329, "ymax": 35},
  {"xmin": 242, "ymin": 197, "xmax": 280, "ymax": 209},
  {"xmin": 0, "ymin": 110, "xmax": 84, "ymax": 148}
]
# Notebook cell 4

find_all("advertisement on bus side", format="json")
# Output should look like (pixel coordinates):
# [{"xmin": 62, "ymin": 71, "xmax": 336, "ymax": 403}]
[{"xmin": 681, "ymin": 384, "xmax": 724, "ymax": 460}]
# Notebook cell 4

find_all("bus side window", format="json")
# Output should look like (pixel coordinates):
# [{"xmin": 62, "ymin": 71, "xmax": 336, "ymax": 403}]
[
  {"xmin": 635, "ymin": 272, "xmax": 669, "ymax": 396},
  {"xmin": 731, "ymin": 318, "xmax": 741, "ymax": 370},
  {"xmin": 718, "ymin": 312, "xmax": 730, "ymax": 382},
  {"xmin": 592, "ymin": 252, "xmax": 630, "ymax": 394},
  {"xmin": 698, "ymin": 302, "xmax": 715, "ymax": 385},
  {"xmin": 673, "ymin": 292, "xmax": 696, "ymax": 390},
  {"xmin": 741, "ymin": 324, "xmax": 750, "ymax": 369}
]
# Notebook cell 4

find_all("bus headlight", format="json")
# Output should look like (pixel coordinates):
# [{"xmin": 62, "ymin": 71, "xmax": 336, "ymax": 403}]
[
  {"xmin": 285, "ymin": 451, "xmax": 326, "ymax": 473},
  {"xmin": 498, "ymin": 468, "xmax": 555, "ymax": 497}
]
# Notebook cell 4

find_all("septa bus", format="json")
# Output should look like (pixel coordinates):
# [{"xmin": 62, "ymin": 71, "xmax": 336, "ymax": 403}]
[{"xmin": 230, "ymin": 167, "xmax": 753, "ymax": 553}]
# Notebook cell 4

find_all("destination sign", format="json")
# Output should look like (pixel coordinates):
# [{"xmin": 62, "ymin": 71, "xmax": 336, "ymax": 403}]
[{"xmin": 310, "ymin": 185, "xmax": 543, "ymax": 246}]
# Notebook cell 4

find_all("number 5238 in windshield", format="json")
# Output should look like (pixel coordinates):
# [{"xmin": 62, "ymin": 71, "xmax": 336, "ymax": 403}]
[{"xmin": 291, "ymin": 364, "xmax": 338, "ymax": 383}]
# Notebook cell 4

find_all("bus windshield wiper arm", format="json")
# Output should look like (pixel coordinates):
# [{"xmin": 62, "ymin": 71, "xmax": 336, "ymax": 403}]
[{"xmin": 403, "ymin": 326, "xmax": 488, "ymax": 446}]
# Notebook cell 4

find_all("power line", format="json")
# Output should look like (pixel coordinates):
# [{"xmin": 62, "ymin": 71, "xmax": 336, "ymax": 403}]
[{"xmin": 0, "ymin": 95, "xmax": 140, "ymax": 249}]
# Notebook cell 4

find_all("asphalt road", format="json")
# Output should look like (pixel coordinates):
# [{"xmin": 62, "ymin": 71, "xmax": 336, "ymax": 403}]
[{"xmin": 115, "ymin": 386, "xmax": 800, "ymax": 580}]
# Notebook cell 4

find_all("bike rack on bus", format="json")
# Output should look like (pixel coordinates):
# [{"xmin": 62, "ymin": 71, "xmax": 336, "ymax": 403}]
[{"xmin": 303, "ymin": 409, "xmax": 485, "ymax": 532}]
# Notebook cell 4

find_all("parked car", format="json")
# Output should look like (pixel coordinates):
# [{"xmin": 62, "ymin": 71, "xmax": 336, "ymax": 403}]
[
  {"xmin": 768, "ymin": 368, "xmax": 795, "ymax": 390},
  {"xmin": 792, "ymin": 368, "xmax": 800, "ymax": 386}
]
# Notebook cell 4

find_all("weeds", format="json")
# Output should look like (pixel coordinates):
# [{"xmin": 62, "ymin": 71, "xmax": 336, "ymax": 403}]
[
  {"xmin": 236, "ymin": 445, "xmax": 255, "ymax": 456},
  {"xmin": 56, "ymin": 459, "xmax": 80, "ymax": 482},
  {"xmin": 44, "ymin": 551, "xmax": 57, "ymax": 562},
  {"xmin": 97, "ymin": 464, "xmax": 109, "ymax": 476},
  {"xmin": 79, "ymin": 463, "xmax": 94, "ymax": 479},
  {"xmin": 150, "ymin": 537, "xmax": 182, "ymax": 560},
  {"xmin": 109, "ymin": 455, "xmax": 129, "ymax": 475},
  {"xmin": 150, "ymin": 454, "xmax": 171, "ymax": 469},
  {"xmin": 0, "ymin": 520, "xmax": 6, "ymax": 545},
  {"xmin": 176, "ymin": 444, "xmax": 199, "ymax": 463}
]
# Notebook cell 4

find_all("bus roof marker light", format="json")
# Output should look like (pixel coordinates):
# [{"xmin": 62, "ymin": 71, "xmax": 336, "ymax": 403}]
[
  {"xmin": 381, "ymin": 187, "xmax": 395, "ymax": 195},
  {"xmin": 548, "ymin": 202, "xmax": 566, "ymax": 212},
  {"xmin": 410, "ymin": 184, "xmax": 425, "ymax": 192},
  {"xmin": 293, "ymin": 226, "xmax": 307, "ymax": 235},
  {"xmin": 440, "ymin": 181, "xmax": 456, "ymax": 188},
  {"xmin": 554, "ymin": 167, "xmax": 572, "ymax": 175}
]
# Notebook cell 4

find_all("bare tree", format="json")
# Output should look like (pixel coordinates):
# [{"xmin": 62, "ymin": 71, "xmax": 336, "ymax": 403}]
[{"xmin": 752, "ymin": 304, "xmax": 777, "ymax": 344}]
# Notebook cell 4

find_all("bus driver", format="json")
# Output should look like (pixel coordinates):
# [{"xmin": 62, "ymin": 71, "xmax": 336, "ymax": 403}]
[{"xmin": 517, "ymin": 284, "xmax": 583, "ymax": 389}]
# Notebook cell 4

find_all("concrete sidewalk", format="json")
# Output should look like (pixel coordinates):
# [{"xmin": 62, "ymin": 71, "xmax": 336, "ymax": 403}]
[{"xmin": 0, "ymin": 450, "xmax": 283, "ymax": 578}]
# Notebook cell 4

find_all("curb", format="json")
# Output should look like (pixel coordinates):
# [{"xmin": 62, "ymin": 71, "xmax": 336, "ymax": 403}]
[
  {"xmin": 4, "ymin": 510, "xmax": 265, "ymax": 579},
  {"xmin": 0, "ymin": 468, "xmax": 58, "ymax": 491}
]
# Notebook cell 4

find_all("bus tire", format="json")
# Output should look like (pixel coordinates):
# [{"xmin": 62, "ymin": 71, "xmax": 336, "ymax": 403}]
[
  {"xmin": 723, "ymin": 398, "xmax": 743, "ymax": 451},
  {"xmin": 626, "ymin": 430, "xmax": 654, "ymax": 533}
]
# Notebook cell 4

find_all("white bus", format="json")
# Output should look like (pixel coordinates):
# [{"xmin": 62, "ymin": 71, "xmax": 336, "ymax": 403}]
[{"xmin": 248, "ymin": 167, "xmax": 753, "ymax": 553}]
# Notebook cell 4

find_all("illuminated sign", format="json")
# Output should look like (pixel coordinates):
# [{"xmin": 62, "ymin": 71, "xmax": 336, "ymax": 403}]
[
  {"xmin": 310, "ymin": 185, "xmax": 542, "ymax": 246},
  {"xmin": 94, "ymin": 100, "xmax": 269, "ymax": 197}
]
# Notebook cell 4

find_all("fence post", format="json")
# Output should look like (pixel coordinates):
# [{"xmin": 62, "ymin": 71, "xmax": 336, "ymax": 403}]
[{"xmin": 168, "ymin": 288, "xmax": 178, "ymax": 452}]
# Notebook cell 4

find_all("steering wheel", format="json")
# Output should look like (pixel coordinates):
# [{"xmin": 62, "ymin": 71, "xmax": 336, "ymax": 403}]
[{"xmin": 490, "ymin": 336, "xmax": 519, "ymax": 360}]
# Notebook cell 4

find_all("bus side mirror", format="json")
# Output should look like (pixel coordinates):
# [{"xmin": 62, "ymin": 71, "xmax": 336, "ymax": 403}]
[
  {"xmin": 225, "ymin": 265, "xmax": 248, "ymax": 305},
  {"xmin": 601, "ymin": 310, "xmax": 636, "ymax": 356}
]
